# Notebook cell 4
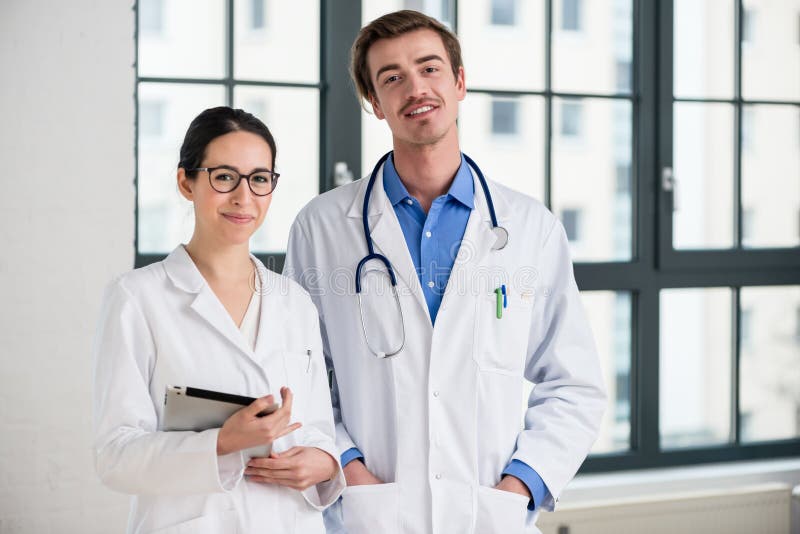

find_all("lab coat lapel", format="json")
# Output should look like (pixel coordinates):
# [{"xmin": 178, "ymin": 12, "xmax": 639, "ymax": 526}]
[
  {"xmin": 347, "ymin": 167, "xmax": 431, "ymax": 323},
  {"xmin": 189, "ymin": 287, "xmax": 257, "ymax": 361},
  {"xmin": 252, "ymin": 259, "xmax": 286, "ymax": 358},
  {"xmin": 441, "ymin": 168, "xmax": 510, "ymax": 310},
  {"xmin": 163, "ymin": 245, "xmax": 259, "ymax": 365}
]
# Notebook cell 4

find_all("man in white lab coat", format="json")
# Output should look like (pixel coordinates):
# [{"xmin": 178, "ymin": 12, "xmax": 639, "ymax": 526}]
[{"xmin": 284, "ymin": 10, "xmax": 606, "ymax": 534}]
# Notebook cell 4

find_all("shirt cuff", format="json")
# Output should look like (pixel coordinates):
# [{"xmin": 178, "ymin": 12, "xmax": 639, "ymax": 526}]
[
  {"xmin": 340, "ymin": 447, "xmax": 364, "ymax": 468},
  {"xmin": 502, "ymin": 459, "xmax": 549, "ymax": 511}
]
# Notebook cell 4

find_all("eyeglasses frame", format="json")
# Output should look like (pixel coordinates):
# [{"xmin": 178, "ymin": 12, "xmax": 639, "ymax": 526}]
[{"xmin": 189, "ymin": 165, "xmax": 280, "ymax": 196}]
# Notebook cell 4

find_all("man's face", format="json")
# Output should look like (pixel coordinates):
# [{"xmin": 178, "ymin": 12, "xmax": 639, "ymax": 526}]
[{"xmin": 366, "ymin": 28, "xmax": 466, "ymax": 147}]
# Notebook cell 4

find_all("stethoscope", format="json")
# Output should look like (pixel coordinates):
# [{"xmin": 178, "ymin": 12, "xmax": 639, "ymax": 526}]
[{"xmin": 356, "ymin": 151, "xmax": 509, "ymax": 359}]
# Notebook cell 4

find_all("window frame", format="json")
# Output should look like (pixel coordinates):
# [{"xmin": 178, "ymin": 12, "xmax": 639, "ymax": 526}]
[
  {"xmin": 134, "ymin": 0, "xmax": 363, "ymax": 271},
  {"xmin": 133, "ymin": 0, "xmax": 800, "ymax": 474}
]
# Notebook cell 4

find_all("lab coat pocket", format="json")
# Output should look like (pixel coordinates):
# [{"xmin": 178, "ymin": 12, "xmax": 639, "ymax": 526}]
[
  {"xmin": 294, "ymin": 501, "xmax": 325, "ymax": 533},
  {"xmin": 341, "ymin": 482, "xmax": 399, "ymax": 534},
  {"xmin": 473, "ymin": 292, "xmax": 535, "ymax": 375},
  {"xmin": 149, "ymin": 509, "xmax": 238, "ymax": 534},
  {"xmin": 281, "ymin": 350, "xmax": 314, "ymax": 424},
  {"xmin": 475, "ymin": 486, "xmax": 528, "ymax": 534}
]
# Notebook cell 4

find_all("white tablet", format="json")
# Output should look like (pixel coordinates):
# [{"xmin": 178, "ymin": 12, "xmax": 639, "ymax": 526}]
[{"xmin": 163, "ymin": 386, "xmax": 279, "ymax": 458}]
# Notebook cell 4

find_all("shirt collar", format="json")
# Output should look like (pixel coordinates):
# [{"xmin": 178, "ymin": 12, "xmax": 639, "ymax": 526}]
[{"xmin": 382, "ymin": 153, "xmax": 475, "ymax": 209}]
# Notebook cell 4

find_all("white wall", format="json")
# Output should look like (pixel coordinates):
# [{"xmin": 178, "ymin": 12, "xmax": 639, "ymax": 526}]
[{"xmin": 0, "ymin": 1, "xmax": 134, "ymax": 532}]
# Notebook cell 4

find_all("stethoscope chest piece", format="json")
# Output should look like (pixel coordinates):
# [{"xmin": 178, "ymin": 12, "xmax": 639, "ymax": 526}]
[{"xmin": 491, "ymin": 226, "xmax": 509, "ymax": 250}]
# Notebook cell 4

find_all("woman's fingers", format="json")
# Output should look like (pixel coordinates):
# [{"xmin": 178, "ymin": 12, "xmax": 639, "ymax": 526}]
[
  {"xmin": 247, "ymin": 395, "xmax": 275, "ymax": 417},
  {"xmin": 271, "ymin": 446, "xmax": 303, "ymax": 458},
  {"xmin": 279, "ymin": 387, "xmax": 293, "ymax": 415},
  {"xmin": 273, "ymin": 422, "xmax": 302, "ymax": 441}
]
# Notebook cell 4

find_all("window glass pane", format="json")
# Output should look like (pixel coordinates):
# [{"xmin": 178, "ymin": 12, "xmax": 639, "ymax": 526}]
[
  {"xmin": 362, "ymin": 0, "xmax": 453, "ymax": 28},
  {"xmin": 660, "ymin": 287, "xmax": 733, "ymax": 449},
  {"xmin": 585, "ymin": 291, "xmax": 632, "ymax": 454},
  {"xmin": 561, "ymin": 0, "xmax": 581, "ymax": 31},
  {"xmin": 740, "ymin": 286, "xmax": 800, "ymax": 442},
  {"xmin": 459, "ymin": 93, "xmax": 545, "ymax": 201},
  {"xmin": 672, "ymin": 102, "xmax": 735, "ymax": 249},
  {"xmin": 138, "ymin": 0, "xmax": 226, "ymax": 79},
  {"xmin": 360, "ymin": 0, "xmax": 457, "ymax": 174},
  {"xmin": 491, "ymin": 0, "xmax": 516, "ymax": 26},
  {"xmin": 139, "ymin": 0, "xmax": 165, "ymax": 36},
  {"xmin": 234, "ymin": 0, "xmax": 320, "ymax": 83},
  {"xmin": 741, "ymin": 104, "xmax": 800, "ymax": 248},
  {"xmin": 552, "ymin": 0, "xmax": 632, "ymax": 94},
  {"xmin": 458, "ymin": 0, "xmax": 545, "ymax": 91},
  {"xmin": 234, "ymin": 87, "xmax": 320, "ymax": 253},
  {"xmin": 138, "ymin": 83, "xmax": 226, "ymax": 254},
  {"xmin": 361, "ymin": 107, "xmax": 395, "ymax": 182},
  {"xmin": 523, "ymin": 291, "xmax": 632, "ymax": 454},
  {"xmin": 673, "ymin": 0, "xmax": 735, "ymax": 99},
  {"xmin": 490, "ymin": 98, "xmax": 519, "ymax": 135},
  {"xmin": 552, "ymin": 97, "xmax": 632, "ymax": 261},
  {"xmin": 742, "ymin": 0, "xmax": 800, "ymax": 102}
]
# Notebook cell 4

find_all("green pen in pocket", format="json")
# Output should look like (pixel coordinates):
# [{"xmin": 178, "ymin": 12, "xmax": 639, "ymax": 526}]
[{"xmin": 495, "ymin": 287, "xmax": 503, "ymax": 319}]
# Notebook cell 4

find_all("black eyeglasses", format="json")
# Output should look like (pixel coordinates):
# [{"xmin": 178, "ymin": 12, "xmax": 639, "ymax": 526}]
[{"xmin": 189, "ymin": 166, "xmax": 280, "ymax": 196}]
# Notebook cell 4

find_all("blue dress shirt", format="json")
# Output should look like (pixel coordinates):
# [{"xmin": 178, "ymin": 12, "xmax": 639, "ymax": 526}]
[{"xmin": 340, "ymin": 154, "xmax": 549, "ymax": 511}]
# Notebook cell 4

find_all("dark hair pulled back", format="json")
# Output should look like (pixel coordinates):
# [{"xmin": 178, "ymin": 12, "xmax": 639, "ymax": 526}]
[{"xmin": 177, "ymin": 106, "xmax": 277, "ymax": 174}]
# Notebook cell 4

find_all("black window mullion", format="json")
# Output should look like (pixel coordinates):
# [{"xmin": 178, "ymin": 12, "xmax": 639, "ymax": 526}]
[
  {"xmin": 321, "ymin": 0, "xmax": 362, "ymax": 193},
  {"xmin": 544, "ymin": 0, "xmax": 553, "ymax": 210},
  {"xmin": 319, "ymin": 0, "xmax": 327, "ymax": 196},
  {"xmin": 734, "ymin": 0, "xmax": 743, "ymax": 248},
  {"xmin": 657, "ymin": 0, "xmax": 675, "ymax": 269},
  {"xmin": 732, "ymin": 287, "xmax": 742, "ymax": 445},
  {"xmin": 632, "ymin": 0, "xmax": 657, "ymax": 461},
  {"xmin": 226, "ymin": 0, "xmax": 234, "ymax": 106}
]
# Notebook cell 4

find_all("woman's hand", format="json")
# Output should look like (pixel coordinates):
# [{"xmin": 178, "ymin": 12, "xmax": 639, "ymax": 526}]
[
  {"xmin": 245, "ymin": 447, "xmax": 339, "ymax": 491},
  {"xmin": 216, "ymin": 387, "xmax": 301, "ymax": 456}
]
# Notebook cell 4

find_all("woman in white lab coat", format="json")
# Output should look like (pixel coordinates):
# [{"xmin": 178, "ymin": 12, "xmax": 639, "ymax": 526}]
[{"xmin": 92, "ymin": 106, "xmax": 344, "ymax": 533}]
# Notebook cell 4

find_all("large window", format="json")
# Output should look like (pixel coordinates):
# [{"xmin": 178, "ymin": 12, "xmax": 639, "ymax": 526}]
[
  {"xmin": 136, "ymin": 0, "xmax": 321, "ymax": 261},
  {"xmin": 135, "ymin": 0, "xmax": 800, "ymax": 472}
]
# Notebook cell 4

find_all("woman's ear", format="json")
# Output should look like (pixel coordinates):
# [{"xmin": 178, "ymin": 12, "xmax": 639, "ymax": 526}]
[{"xmin": 177, "ymin": 167, "xmax": 194, "ymax": 201}]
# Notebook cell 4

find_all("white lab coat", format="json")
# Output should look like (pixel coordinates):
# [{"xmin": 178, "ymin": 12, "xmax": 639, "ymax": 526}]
[
  {"xmin": 92, "ymin": 245, "xmax": 345, "ymax": 534},
  {"xmin": 283, "ymin": 165, "xmax": 606, "ymax": 534}
]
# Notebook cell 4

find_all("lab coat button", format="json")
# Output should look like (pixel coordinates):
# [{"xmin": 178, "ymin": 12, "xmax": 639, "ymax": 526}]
[
  {"xmin": 433, "ymin": 390, "xmax": 439, "ymax": 397},
  {"xmin": 435, "ymin": 473, "xmax": 442, "ymax": 480}
]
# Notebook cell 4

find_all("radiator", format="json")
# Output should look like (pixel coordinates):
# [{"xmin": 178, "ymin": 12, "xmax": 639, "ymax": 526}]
[{"xmin": 537, "ymin": 482, "xmax": 791, "ymax": 534}]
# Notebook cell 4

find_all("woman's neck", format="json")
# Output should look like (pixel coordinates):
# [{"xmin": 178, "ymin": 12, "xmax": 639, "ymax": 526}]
[{"xmin": 183, "ymin": 237, "xmax": 253, "ymax": 285}]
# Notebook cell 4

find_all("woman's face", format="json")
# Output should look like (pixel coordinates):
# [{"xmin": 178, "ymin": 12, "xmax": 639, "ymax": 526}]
[{"xmin": 178, "ymin": 130, "xmax": 275, "ymax": 247}]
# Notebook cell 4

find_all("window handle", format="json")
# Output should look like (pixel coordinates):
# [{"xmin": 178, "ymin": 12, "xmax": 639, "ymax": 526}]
[
  {"xmin": 333, "ymin": 161, "xmax": 354, "ymax": 187},
  {"xmin": 662, "ymin": 166, "xmax": 678, "ymax": 211}
]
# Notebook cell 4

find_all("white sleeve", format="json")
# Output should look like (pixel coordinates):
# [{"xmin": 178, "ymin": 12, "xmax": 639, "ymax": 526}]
[
  {"xmin": 91, "ymin": 279, "xmax": 245, "ymax": 496},
  {"xmin": 284, "ymin": 218, "xmax": 359, "ymax": 458},
  {"xmin": 510, "ymin": 218, "xmax": 607, "ymax": 511}
]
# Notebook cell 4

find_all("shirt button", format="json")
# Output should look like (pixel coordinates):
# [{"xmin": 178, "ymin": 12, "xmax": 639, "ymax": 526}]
[
  {"xmin": 433, "ymin": 390, "xmax": 439, "ymax": 397},
  {"xmin": 425, "ymin": 231, "xmax": 432, "ymax": 238},
  {"xmin": 406, "ymin": 199, "xmax": 413, "ymax": 205},
  {"xmin": 427, "ymin": 281, "xmax": 435, "ymax": 288},
  {"xmin": 435, "ymin": 473, "xmax": 442, "ymax": 480}
]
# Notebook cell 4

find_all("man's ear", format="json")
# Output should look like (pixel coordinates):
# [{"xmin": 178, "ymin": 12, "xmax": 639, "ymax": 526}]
[
  {"xmin": 455, "ymin": 66, "xmax": 466, "ymax": 102},
  {"xmin": 177, "ymin": 167, "xmax": 194, "ymax": 201},
  {"xmin": 369, "ymin": 93, "xmax": 386, "ymax": 120}
]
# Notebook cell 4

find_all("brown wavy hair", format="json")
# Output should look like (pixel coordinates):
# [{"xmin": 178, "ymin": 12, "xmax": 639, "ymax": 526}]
[{"xmin": 350, "ymin": 10, "xmax": 463, "ymax": 103}]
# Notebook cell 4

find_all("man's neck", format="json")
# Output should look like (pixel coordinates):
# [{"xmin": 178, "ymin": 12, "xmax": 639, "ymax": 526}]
[{"xmin": 392, "ymin": 129, "xmax": 462, "ymax": 213}]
